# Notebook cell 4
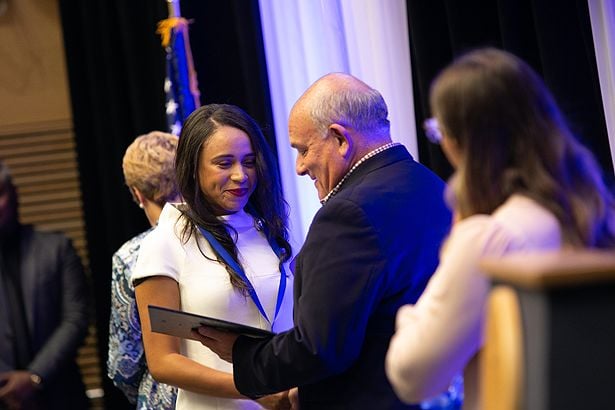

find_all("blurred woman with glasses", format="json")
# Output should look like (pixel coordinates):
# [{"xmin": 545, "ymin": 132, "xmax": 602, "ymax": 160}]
[{"xmin": 386, "ymin": 48, "xmax": 615, "ymax": 409}]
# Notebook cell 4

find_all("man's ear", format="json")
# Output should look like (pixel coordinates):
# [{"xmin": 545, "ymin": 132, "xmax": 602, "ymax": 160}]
[{"xmin": 329, "ymin": 123, "xmax": 353, "ymax": 158}]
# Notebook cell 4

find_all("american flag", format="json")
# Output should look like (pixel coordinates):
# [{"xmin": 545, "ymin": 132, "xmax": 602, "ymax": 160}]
[{"xmin": 157, "ymin": 17, "xmax": 200, "ymax": 135}]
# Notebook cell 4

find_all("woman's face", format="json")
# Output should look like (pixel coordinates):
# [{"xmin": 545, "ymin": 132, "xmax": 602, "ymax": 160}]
[{"xmin": 198, "ymin": 125, "xmax": 257, "ymax": 215}]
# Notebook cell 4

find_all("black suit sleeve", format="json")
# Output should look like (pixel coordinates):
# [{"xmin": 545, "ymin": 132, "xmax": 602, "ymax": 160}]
[
  {"xmin": 233, "ymin": 198, "xmax": 389, "ymax": 396},
  {"xmin": 28, "ymin": 235, "xmax": 90, "ymax": 382}
]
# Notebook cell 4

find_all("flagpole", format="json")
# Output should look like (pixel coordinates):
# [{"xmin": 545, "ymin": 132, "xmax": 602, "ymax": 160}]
[{"xmin": 167, "ymin": 0, "xmax": 180, "ymax": 18}]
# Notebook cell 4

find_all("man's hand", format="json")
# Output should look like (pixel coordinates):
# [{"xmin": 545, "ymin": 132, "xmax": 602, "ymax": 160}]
[
  {"xmin": 193, "ymin": 326, "xmax": 240, "ymax": 363},
  {"xmin": 256, "ymin": 390, "xmax": 291, "ymax": 409},
  {"xmin": 0, "ymin": 371, "xmax": 41, "ymax": 409}
]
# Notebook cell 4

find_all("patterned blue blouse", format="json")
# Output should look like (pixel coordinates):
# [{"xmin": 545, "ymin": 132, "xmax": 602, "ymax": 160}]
[{"xmin": 107, "ymin": 229, "xmax": 177, "ymax": 409}]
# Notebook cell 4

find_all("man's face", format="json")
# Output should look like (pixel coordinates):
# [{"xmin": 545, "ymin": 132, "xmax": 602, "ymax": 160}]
[
  {"xmin": 288, "ymin": 110, "xmax": 348, "ymax": 200},
  {"xmin": 0, "ymin": 180, "xmax": 18, "ymax": 235}
]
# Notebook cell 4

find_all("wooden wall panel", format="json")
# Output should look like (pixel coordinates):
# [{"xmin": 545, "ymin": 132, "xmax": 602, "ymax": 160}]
[{"xmin": 0, "ymin": 0, "xmax": 71, "ymax": 126}]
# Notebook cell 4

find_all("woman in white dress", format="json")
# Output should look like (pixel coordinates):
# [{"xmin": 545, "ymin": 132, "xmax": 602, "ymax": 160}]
[
  {"xmin": 133, "ymin": 104, "xmax": 294, "ymax": 410},
  {"xmin": 385, "ymin": 48, "xmax": 615, "ymax": 409}
]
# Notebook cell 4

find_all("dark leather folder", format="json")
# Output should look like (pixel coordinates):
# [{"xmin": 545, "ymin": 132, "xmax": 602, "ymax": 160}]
[{"xmin": 148, "ymin": 305, "xmax": 274, "ymax": 340}]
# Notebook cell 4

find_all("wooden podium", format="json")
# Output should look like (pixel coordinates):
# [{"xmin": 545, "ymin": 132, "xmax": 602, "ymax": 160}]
[{"xmin": 479, "ymin": 250, "xmax": 615, "ymax": 410}]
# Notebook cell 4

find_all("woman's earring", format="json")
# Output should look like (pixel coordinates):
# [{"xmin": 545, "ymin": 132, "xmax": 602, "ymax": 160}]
[
  {"xmin": 254, "ymin": 218, "xmax": 264, "ymax": 231},
  {"xmin": 139, "ymin": 203, "xmax": 144, "ymax": 209}
]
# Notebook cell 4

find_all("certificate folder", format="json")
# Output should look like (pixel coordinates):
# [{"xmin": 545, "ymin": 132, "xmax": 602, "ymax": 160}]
[{"xmin": 148, "ymin": 305, "xmax": 274, "ymax": 340}]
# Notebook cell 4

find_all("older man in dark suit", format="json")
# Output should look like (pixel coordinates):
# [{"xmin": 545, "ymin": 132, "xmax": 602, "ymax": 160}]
[
  {"xmin": 0, "ymin": 160, "xmax": 90, "ymax": 409},
  {"xmin": 198, "ymin": 73, "xmax": 451, "ymax": 409}
]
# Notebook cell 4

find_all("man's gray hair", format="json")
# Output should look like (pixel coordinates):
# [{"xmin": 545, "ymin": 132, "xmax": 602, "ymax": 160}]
[{"xmin": 310, "ymin": 87, "xmax": 390, "ymax": 136}]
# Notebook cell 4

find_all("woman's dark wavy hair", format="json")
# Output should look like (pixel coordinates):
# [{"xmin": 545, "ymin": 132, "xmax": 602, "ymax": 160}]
[
  {"xmin": 430, "ymin": 48, "xmax": 615, "ymax": 248},
  {"xmin": 175, "ymin": 104, "xmax": 292, "ymax": 291}
]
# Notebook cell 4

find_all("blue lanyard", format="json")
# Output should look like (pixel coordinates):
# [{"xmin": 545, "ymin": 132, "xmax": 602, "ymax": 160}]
[{"xmin": 197, "ymin": 223, "xmax": 287, "ymax": 329}]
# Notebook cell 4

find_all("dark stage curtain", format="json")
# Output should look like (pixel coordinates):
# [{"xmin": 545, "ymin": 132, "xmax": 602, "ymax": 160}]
[
  {"xmin": 59, "ymin": 1, "xmax": 274, "ymax": 408},
  {"xmin": 407, "ymin": 0, "xmax": 613, "ymax": 183}
]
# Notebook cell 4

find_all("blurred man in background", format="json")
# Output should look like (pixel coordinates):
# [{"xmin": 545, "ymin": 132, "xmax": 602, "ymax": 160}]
[{"xmin": 0, "ymin": 159, "xmax": 89, "ymax": 409}]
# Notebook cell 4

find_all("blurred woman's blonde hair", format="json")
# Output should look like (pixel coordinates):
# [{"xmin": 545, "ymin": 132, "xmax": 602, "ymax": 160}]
[{"xmin": 122, "ymin": 131, "xmax": 180, "ymax": 207}]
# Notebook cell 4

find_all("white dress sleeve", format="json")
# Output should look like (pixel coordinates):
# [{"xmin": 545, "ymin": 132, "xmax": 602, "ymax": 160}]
[
  {"xmin": 132, "ymin": 204, "xmax": 185, "ymax": 284},
  {"xmin": 385, "ymin": 215, "xmax": 516, "ymax": 403}
]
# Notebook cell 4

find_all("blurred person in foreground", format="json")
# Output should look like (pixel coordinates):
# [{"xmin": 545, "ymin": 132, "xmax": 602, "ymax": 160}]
[
  {"xmin": 107, "ymin": 131, "xmax": 180, "ymax": 409},
  {"xmin": 198, "ymin": 73, "xmax": 452, "ymax": 409},
  {"xmin": 0, "ymin": 159, "xmax": 90, "ymax": 409},
  {"xmin": 385, "ymin": 48, "xmax": 615, "ymax": 409},
  {"xmin": 133, "ymin": 104, "xmax": 295, "ymax": 409}
]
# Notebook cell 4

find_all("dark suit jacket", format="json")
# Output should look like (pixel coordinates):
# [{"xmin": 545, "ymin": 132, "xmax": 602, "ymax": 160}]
[
  {"xmin": 233, "ymin": 146, "xmax": 452, "ymax": 409},
  {"xmin": 0, "ymin": 225, "xmax": 90, "ymax": 409}
]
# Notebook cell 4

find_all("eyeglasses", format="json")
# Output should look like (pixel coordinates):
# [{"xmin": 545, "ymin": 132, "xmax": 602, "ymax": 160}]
[{"xmin": 423, "ymin": 117, "xmax": 443, "ymax": 144}]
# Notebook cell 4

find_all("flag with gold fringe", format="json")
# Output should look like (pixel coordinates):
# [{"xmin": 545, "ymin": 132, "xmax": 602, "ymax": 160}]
[{"xmin": 157, "ymin": 16, "xmax": 200, "ymax": 136}]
